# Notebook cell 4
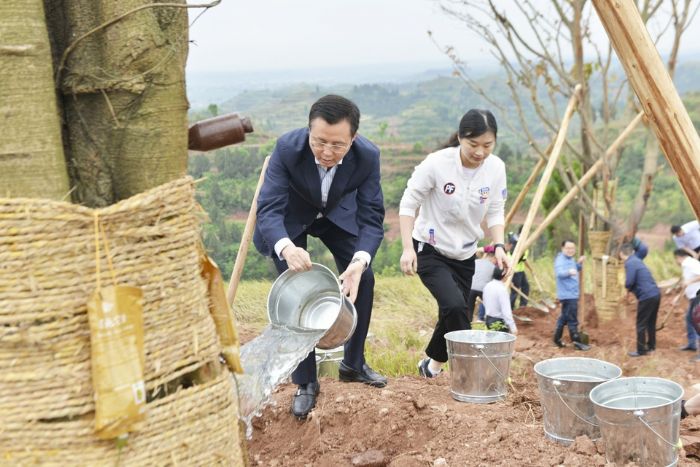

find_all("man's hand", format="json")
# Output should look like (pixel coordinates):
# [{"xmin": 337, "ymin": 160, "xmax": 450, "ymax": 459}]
[
  {"xmin": 339, "ymin": 260, "xmax": 365, "ymax": 303},
  {"xmin": 578, "ymin": 255, "xmax": 586, "ymax": 264},
  {"xmin": 281, "ymin": 245, "xmax": 312, "ymax": 272},
  {"xmin": 400, "ymin": 248, "xmax": 417, "ymax": 276},
  {"xmin": 569, "ymin": 268, "xmax": 578, "ymax": 276}
]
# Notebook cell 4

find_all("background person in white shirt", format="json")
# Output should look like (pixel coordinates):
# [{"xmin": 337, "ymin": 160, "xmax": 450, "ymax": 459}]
[
  {"xmin": 671, "ymin": 220, "xmax": 700, "ymax": 259},
  {"xmin": 673, "ymin": 249, "xmax": 700, "ymax": 357},
  {"xmin": 483, "ymin": 268, "xmax": 518, "ymax": 334},
  {"xmin": 467, "ymin": 246, "xmax": 497, "ymax": 322},
  {"xmin": 398, "ymin": 109, "xmax": 510, "ymax": 378}
]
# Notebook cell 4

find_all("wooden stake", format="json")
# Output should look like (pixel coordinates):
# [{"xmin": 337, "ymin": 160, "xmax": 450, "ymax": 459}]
[
  {"xmin": 517, "ymin": 112, "xmax": 644, "ymax": 254},
  {"xmin": 507, "ymin": 85, "xmax": 582, "ymax": 285},
  {"xmin": 227, "ymin": 156, "xmax": 270, "ymax": 305},
  {"xmin": 505, "ymin": 155, "xmax": 546, "ymax": 227},
  {"xmin": 592, "ymin": 0, "xmax": 700, "ymax": 218},
  {"xmin": 578, "ymin": 211, "xmax": 586, "ymax": 331}
]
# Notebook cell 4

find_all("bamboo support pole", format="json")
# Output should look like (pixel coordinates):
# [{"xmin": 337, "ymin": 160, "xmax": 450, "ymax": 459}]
[
  {"xmin": 227, "ymin": 156, "xmax": 270, "ymax": 305},
  {"xmin": 507, "ymin": 85, "xmax": 582, "ymax": 285},
  {"xmin": 592, "ymin": 0, "xmax": 700, "ymax": 218},
  {"xmin": 517, "ymin": 112, "xmax": 644, "ymax": 254},
  {"xmin": 505, "ymin": 155, "xmax": 546, "ymax": 227}
]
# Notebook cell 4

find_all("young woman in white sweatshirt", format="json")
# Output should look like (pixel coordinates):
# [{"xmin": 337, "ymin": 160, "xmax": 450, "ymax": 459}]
[{"xmin": 398, "ymin": 109, "xmax": 510, "ymax": 378}]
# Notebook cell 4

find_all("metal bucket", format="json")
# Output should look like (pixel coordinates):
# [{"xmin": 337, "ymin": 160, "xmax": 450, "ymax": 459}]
[
  {"xmin": 444, "ymin": 330, "xmax": 516, "ymax": 403},
  {"xmin": 267, "ymin": 263, "xmax": 357, "ymax": 350},
  {"xmin": 590, "ymin": 377, "xmax": 683, "ymax": 467},
  {"xmin": 534, "ymin": 357, "xmax": 622, "ymax": 445},
  {"xmin": 315, "ymin": 346, "xmax": 344, "ymax": 378}
]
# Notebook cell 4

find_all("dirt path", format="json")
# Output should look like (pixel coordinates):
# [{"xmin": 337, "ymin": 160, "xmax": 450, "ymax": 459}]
[{"xmin": 246, "ymin": 294, "xmax": 699, "ymax": 466}]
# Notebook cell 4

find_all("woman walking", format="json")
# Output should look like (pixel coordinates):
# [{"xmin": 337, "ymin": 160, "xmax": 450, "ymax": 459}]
[{"xmin": 399, "ymin": 109, "xmax": 510, "ymax": 378}]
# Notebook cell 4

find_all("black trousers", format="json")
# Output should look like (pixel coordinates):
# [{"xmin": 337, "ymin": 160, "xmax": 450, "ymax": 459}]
[
  {"xmin": 510, "ymin": 271, "xmax": 529, "ymax": 308},
  {"xmin": 272, "ymin": 218, "xmax": 375, "ymax": 386},
  {"xmin": 556, "ymin": 299, "xmax": 579, "ymax": 340},
  {"xmin": 415, "ymin": 240, "xmax": 475, "ymax": 363},
  {"xmin": 636, "ymin": 295, "xmax": 660, "ymax": 353}
]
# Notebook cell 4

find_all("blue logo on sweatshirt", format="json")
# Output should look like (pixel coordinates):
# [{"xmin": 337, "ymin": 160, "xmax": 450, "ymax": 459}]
[{"xmin": 478, "ymin": 186, "xmax": 490, "ymax": 204}]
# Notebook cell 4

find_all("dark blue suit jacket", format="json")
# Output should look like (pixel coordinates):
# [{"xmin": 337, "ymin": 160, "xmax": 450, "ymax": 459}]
[{"xmin": 253, "ymin": 128, "xmax": 385, "ymax": 260}]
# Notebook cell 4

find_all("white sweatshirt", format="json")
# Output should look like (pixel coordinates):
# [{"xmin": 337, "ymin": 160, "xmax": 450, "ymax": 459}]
[
  {"xmin": 482, "ymin": 279, "xmax": 517, "ymax": 332},
  {"xmin": 399, "ymin": 146, "xmax": 507, "ymax": 260}
]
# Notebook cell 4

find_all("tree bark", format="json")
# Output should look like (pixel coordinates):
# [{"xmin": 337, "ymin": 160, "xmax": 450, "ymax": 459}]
[
  {"xmin": 0, "ymin": 0, "xmax": 70, "ymax": 199},
  {"xmin": 624, "ymin": 0, "xmax": 690, "ymax": 238},
  {"xmin": 53, "ymin": 0, "xmax": 189, "ymax": 206}
]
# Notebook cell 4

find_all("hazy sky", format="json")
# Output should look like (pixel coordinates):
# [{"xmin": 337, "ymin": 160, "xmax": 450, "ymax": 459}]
[
  {"xmin": 186, "ymin": 0, "xmax": 486, "ymax": 72},
  {"xmin": 186, "ymin": 0, "xmax": 700, "ymax": 73}
]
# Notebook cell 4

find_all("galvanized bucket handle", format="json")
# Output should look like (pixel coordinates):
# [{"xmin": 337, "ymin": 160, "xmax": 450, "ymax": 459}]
[
  {"xmin": 633, "ymin": 410, "xmax": 683, "ymax": 451},
  {"xmin": 552, "ymin": 380, "xmax": 598, "ymax": 426},
  {"xmin": 473, "ymin": 344, "xmax": 512, "ymax": 385}
]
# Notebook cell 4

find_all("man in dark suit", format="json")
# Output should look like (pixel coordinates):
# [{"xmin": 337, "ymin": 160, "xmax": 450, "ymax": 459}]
[{"xmin": 254, "ymin": 95, "xmax": 386, "ymax": 420}]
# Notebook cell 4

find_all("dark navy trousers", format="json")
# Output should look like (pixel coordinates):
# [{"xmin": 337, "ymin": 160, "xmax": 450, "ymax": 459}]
[{"xmin": 272, "ymin": 217, "xmax": 375, "ymax": 386}]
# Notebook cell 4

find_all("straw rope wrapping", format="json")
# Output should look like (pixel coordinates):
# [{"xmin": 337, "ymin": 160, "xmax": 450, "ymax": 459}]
[
  {"xmin": 1, "ymin": 371, "xmax": 242, "ymax": 465},
  {"xmin": 0, "ymin": 178, "xmax": 238, "ymax": 462}
]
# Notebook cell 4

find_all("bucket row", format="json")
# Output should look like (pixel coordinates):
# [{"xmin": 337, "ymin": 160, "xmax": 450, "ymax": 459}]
[
  {"xmin": 265, "ymin": 266, "xmax": 683, "ymax": 466},
  {"xmin": 441, "ymin": 330, "xmax": 683, "ymax": 467},
  {"xmin": 535, "ymin": 356, "xmax": 683, "ymax": 467}
]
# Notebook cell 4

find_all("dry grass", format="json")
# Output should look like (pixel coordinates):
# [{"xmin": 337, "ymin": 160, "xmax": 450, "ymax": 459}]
[{"xmin": 232, "ymin": 251, "xmax": 680, "ymax": 377}]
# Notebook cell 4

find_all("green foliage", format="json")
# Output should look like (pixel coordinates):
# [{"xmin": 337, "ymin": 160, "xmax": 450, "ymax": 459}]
[{"xmin": 189, "ymin": 76, "xmax": 700, "ymax": 287}]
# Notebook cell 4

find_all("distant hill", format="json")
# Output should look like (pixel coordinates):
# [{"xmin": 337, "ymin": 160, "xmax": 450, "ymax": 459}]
[{"xmin": 190, "ymin": 60, "xmax": 700, "ymax": 153}]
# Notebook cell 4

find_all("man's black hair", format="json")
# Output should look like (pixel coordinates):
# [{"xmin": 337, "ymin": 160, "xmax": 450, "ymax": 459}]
[
  {"xmin": 674, "ymin": 248, "xmax": 692, "ymax": 257},
  {"xmin": 308, "ymin": 95, "xmax": 361, "ymax": 135},
  {"xmin": 671, "ymin": 225, "xmax": 682, "ymax": 235},
  {"xmin": 492, "ymin": 267, "xmax": 505, "ymax": 280}
]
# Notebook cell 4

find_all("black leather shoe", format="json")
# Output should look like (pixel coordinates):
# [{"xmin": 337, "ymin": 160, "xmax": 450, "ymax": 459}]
[
  {"xmin": 291, "ymin": 382, "xmax": 319, "ymax": 420},
  {"xmin": 339, "ymin": 362, "xmax": 387, "ymax": 388},
  {"xmin": 680, "ymin": 345, "xmax": 698, "ymax": 351}
]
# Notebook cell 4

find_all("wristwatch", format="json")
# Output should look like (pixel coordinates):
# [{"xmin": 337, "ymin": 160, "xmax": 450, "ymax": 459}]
[
  {"xmin": 350, "ymin": 257, "xmax": 368, "ymax": 271},
  {"xmin": 494, "ymin": 243, "xmax": 505, "ymax": 252}
]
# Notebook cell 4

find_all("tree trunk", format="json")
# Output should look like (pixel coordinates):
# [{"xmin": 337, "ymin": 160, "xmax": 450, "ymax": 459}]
[
  {"xmin": 0, "ymin": 0, "xmax": 70, "ymax": 199},
  {"xmin": 52, "ymin": 0, "xmax": 189, "ymax": 206},
  {"xmin": 592, "ymin": 0, "xmax": 700, "ymax": 220},
  {"xmin": 624, "ymin": 0, "xmax": 689, "ymax": 238}
]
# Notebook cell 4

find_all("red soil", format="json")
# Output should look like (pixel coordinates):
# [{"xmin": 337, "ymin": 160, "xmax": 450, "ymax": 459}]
[{"xmin": 244, "ymin": 293, "xmax": 699, "ymax": 466}]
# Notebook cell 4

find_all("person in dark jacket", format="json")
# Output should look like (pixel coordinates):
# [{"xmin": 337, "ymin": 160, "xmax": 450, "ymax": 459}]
[
  {"xmin": 254, "ymin": 95, "xmax": 386, "ymax": 420},
  {"xmin": 631, "ymin": 237, "xmax": 649, "ymax": 260},
  {"xmin": 620, "ymin": 243, "xmax": 660, "ymax": 357}
]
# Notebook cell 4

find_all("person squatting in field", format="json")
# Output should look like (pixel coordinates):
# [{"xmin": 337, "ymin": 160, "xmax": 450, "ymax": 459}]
[{"xmin": 482, "ymin": 267, "xmax": 518, "ymax": 335}]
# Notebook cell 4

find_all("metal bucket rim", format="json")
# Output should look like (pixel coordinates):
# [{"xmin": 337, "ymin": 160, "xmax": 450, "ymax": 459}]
[
  {"xmin": 266, "ymin": 263, "xmax": 341, "ymax": 323},
  {"xmin": 444, "ymin": 329, "xmax": 516, "ymax": 344},
  {"xmin": 534, "ymin": 357, "xmax": 622, "ymax": 381},
  {"xmin": 589, "ymin": 376, "xmax": 684, "ymax": 412}
]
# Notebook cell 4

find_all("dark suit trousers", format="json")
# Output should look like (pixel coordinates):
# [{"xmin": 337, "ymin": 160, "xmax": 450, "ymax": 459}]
[
  {"xmin": 636, "ymin": 295, "xmax": 660, "ymax": 353},
  {"xmin": 272, "ymin": 217, "xmax": 375, "ymax": 386}
]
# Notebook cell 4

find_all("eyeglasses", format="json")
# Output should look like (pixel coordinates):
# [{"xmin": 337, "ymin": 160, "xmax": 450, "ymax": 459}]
[{"xmin": 309, "ymin": 135, "xmax": 351, "ymax": 154}]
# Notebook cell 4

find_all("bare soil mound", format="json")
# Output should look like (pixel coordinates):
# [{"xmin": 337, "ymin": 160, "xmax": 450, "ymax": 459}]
[{"xmin": 246, "ymin": 294, "xmax": 699, "ymax": 466}]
